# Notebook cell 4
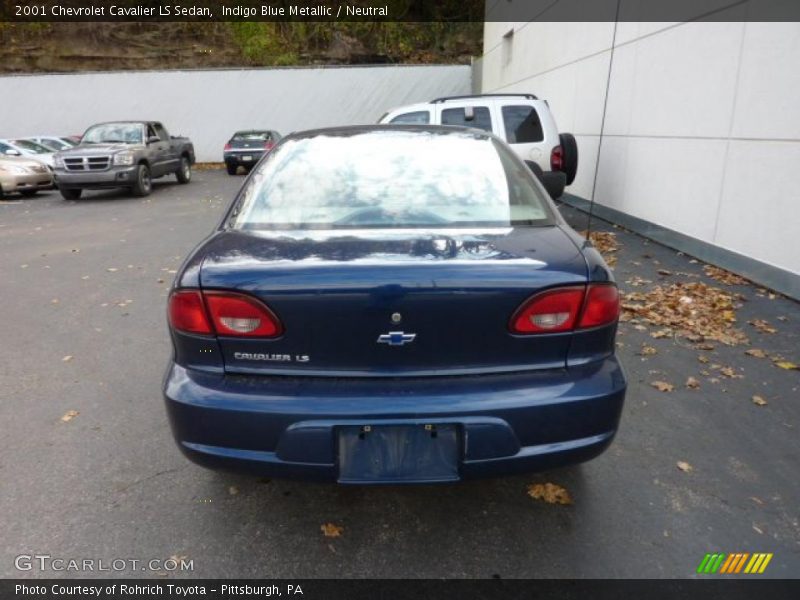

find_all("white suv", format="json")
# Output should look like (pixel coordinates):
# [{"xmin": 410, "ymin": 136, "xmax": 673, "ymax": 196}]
[{"xmin": 379, "ymin": 94, "xmax": 577, "ymax": 198}]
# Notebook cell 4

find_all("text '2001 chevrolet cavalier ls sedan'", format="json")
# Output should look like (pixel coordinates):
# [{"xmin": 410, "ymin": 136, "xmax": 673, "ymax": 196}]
[{"xmin": 163, "ymin": 125, "xmax": 626, "ymax": 484}]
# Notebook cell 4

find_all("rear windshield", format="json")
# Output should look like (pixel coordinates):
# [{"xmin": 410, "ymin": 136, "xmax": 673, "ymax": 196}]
[
  {"xmin": 233, "ymin": 131, "xmax": 274, "ymax": 141},
  {"xmin": 231, "ymin": 130, "xmax": 553, "ymax": 230}
]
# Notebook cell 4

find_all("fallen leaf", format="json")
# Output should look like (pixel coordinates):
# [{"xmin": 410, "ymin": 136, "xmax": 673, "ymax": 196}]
[
  {"xmin": 639, "ymin": 345, "xmax": 658, "ymax": 356},
  {"xmin": 745, "ymin": 348, "xmax": 768, "ymax": 358},
  {"xmin": 651, "ymin": 381, "xmax": 674, "ymax": 392},
  {"xmin": 751, "ymin": 395, "xmax": 768, "ymax": 406},
  {"xmin": 749, "ymin": 319, "xmax": 777, "ymax": 334},
  {"xmin": 752, "ymin": 524, "xmax": 763, "ymax": 535},
  {"xmin": 228, "ymin": 486, "xmax": 239, "ymax": 495},
  {"xmin": 686, "ymin": 377, "xmax": 700, "ymax": 389},
  {"xmin": 60, "ymin": 410, "xmax": 79, "ymax": 422},
  {"xmin": 698, "ymin": 355, "xmax": 710, "ymax": 364},
  {"xmin": 62, "ymin": 355, "xmax": 73, "ymax": 362},
  {"xmin": 720, "ymin": 366, "xmax": 743, "ymax": 379},
  {"xmin": 106, "ymin": 267, "xmax": 118, "ymax": 272},
  {"xmin": 774, "ymin": 360, "xmax": 798, "ymax": 371},
  {"xmin": 321, "ymin": 523, "xmax": 344, "ymax": 537},
  {"xmin": 676, "ymin": 461, "xmax": 693, "ymax": 473},
  {"xmin": 526, "ymin": 482, "xmax": 572, "ymax": 505},
  {"xmin": 657, "ymin": 269, "xmax": 673, "ymax": 276}
]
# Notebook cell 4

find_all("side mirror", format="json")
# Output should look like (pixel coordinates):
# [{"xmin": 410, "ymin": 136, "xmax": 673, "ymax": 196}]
[
  {"xmin": 147, "ymin": 135, "xmax": 160, "ymax": 144},
  {"xmin": 5, "ymin": 149, "xmax": 21, "ymax": 156}
]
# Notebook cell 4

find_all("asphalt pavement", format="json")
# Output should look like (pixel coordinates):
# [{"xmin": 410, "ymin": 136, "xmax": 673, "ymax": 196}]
[{"xmin": 0, "ymin": 171, "xmax": 797, "ymax": 579}]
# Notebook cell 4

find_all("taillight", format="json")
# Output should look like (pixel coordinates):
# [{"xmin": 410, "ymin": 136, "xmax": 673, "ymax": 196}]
[
  {"xmin": 509, "ymin": 284, "xmax": 618, "ymax": 334},
  {"xmin": 204, "ymin": 291, "xmax": 283, "ymax": 337},
  {"xmin": 264, "ymin": 141, "xmax": 275, "ymax": 151},
  {"xmin": 168, "ymin": 290, "xmax": 283, "ymax": 337},
  {"xmin": 550, "ymin": 145, "xmax": 563, "ymax": 172},
  {"xmin": 169, "ymin": 290, "xmax": 212, "ymax": 335},
  {"xmin": 224, "ymin": 143, "xmax": 231, "ymax": 151},
  {"xmin": 578, "ymin": 284, "xmax": 619, "ymax": 328},
  {"xmin": 510, "ymin": 287, "xmax": 584, "ymax": 334}
]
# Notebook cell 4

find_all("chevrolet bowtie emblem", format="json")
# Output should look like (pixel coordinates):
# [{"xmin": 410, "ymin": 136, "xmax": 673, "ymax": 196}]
[{"xmin": 377, "ymin": 331, "xmax": 416, "ymax": 346}]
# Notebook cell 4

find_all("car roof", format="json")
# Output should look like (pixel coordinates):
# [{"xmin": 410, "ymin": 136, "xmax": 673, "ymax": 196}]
[
  {"xmin": 384, "ymin": 95, "xmax": 545, "ymax": 116},
  {"xmin": 284, "ymin": 124, "xmax": 496, "ymax": 142}
]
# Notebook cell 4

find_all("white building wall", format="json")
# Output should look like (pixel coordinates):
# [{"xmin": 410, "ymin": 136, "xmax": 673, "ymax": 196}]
[
  {"xmin": 479, "ymin": 19, "xmax": 800, "ymax": 284},
  {"xmin": 0, "ymin": 65, "xmax": 471, "ymax": 162}
]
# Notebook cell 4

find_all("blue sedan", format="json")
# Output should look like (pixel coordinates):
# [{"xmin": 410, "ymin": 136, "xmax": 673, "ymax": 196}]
[{"xmin": 163, "ymin": 125, "xmax": 626, "ymax": 484}]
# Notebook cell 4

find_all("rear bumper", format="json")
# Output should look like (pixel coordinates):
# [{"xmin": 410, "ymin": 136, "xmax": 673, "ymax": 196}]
[
  {"xmin": 54, "ymin": 166, "xmax": 137, "ymax": 189},
  {"xmin": 163, "ymin": 357, "xmax": 626, "ymax": 483},
  {"xmin": 224, "ymin": 151, "xmax": 264, "ymax": 167}
]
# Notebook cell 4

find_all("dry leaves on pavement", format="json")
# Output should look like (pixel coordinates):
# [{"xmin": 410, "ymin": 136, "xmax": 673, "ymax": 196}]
[
  {"xmin": 621, "ymin": 282, "xmax": 748, "ymax": 346},
  {"xmin": 676, "ymin": 461, "xmax": 693, "ymax": 473},
  {"xmin": 651, "ymin": 381, "xmax": 675, "ymax": 392},
  {"xmin": 745, "ymin": 348, "xmax": 768, "ymax": 358},
  {"xmin": 685, "ymin": 377, "xmax": 700, "ymax": 389},
  {"xmin": 751, "ymin": 395, "xmax": 768, "ymax": 406},
  {"xmin": 580, "ymin": 231, "xmax": 619, "ymax": 267},
  {"xmin": 320, "ymin": 523, "xmax": 344, "ymax": 537},
  {"xmin": 639, "ymin": 345, "xmax": 658, "ymax": 356},
  {"xmin": 703, "ymin": 265, "xmax": 749, "ymax": 286},
  {"xmin": 526, "ymin": 482, "xmax": 573, "ymax": 505},
  {"xmin": 60, "ymin": 410, "xmax": 79, "ymax": 423}
]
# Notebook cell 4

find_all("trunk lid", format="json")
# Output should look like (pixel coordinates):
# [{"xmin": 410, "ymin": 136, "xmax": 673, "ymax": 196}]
[{"xmin": 199, "ymin": 227, "xmax": 587, "ymax": 376}]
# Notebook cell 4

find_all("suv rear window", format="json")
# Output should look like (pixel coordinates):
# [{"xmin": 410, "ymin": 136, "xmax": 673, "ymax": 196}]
[
  {"xmin": 441, "ymin": 107, "xmax": 493, "ymax": 132},
  {"xmin": 502, "ymin": 105, "xmax": 544, "ymax": 143},
  {"xmin": 390, "ymin": 111, "xmax": 430, "ymax": 125}
]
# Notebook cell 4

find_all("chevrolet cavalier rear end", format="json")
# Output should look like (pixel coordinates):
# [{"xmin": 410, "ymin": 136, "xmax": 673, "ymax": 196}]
[{"xmin": 163, "ymin": 125, "xmax": 626, "ymax": 484}]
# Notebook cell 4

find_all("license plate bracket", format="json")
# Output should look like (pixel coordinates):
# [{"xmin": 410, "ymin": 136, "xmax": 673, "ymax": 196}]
[{"xmin": 338, "ymin": 424, "xmax": 459, "ymax": 483}]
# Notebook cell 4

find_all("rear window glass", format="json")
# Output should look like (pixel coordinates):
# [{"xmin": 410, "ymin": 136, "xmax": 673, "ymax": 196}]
[
  {"xmin": 441, "ymin": 106, "xmax": 493, "ymax": 132},
  {"xmin": 502, "ymin": 105, "xmax": 544, "ymax": 143},
  {"xmin": 233, "ymin": 131, "xmax": 273, "ymax": 141},
  {"xmin": 390, "ymin": 111, "xmax": 430, "ymax": 125},
  {"xmin": 231, "ymin": 130, "xmax": 552, "ymax": 231}
]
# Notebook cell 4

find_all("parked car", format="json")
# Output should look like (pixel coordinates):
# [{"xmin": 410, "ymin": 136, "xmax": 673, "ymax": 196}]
[
  {"xmin": 164, "ymin": 125, "xmax": 625, "ymax": 484},
  {"xmin": 53, "ymin": 121, "xmax": 195, "ymax": 200},
  {"xmin": 379, "ymin": 94, "xmax": 578, "ymax": 199},
  {"xmin": 25, "ymin": 136, "xmax": 79, "ymax": 152},
  {"xmin": 223, "ymin": 130, "xmax": 281, "ymax": 175},
  {"xmin": 0, "ymin": 154, "xmax": 54, "ymax": 198},
  {"xmin": 0, "ymin": 138, "xmax": 55, "ymax": 169}
]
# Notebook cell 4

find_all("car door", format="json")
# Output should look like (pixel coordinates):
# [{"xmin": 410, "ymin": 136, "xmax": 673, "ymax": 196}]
[
  {"xmin": 145, "ymin": 124, "xmax": 166, "ymax": 176},
  {"xmin": 154, "ymin": 123, "xmax": 178, "ymax": 174}
]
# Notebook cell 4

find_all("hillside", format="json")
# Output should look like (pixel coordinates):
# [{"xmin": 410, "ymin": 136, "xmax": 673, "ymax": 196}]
[{"xmin": 0, "ymin": 21, "xmax": 483, "ymax": 73}]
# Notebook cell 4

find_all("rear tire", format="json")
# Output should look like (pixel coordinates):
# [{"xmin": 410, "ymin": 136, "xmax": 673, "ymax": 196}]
[
  {"xmin": 226, "ymin": 163, "xmax": 238, "ymax": 176},
  {"xmin": 176, "ymin": 156, "xmax": 191, "ymax": 184},
  {"xmin": 131, "ymin": 164, "xmax": 152, "ymax": 197},
  {"xmin": 559, "ymin": 133, "xmax": 579, "ymax": 185},
  {"xmin": 60, "ymin": 188, "xmax": 82, "ymax": 200}
]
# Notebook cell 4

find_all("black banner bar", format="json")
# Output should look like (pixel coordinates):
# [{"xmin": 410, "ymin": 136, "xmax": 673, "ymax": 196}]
[
  {"xmin": 2, "ymin": 0, "xmax": 800, "ymax": 22},
  {"xmin": 4, "ymin": 579, "xmax": 800, "ymax": 600}
]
